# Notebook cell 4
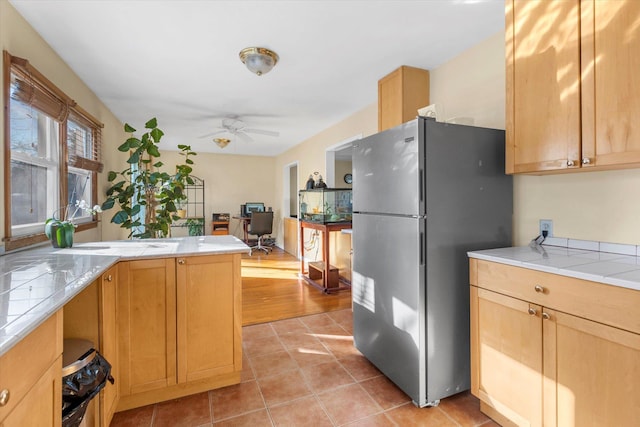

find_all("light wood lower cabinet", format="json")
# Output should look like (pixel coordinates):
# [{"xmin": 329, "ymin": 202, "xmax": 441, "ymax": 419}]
[
  {"xmin": 470, "ymin": 259, "xmax": 640, "ymax": 427},
  {"xmin": 471, "ymin": 287, "xmax": 543, "ymax": 427},
  {"xmin": 0, "ymin": 311, "xmax": 63, "ymax": 427},
  {"xmin": 99, "ymin": 266, "xmax": 118, "ymax": 427},
  {"xmin": 117, "ymin": 254, "xmax": 242, "ymax": 411},
  {"xmin": 176, "ymin": 254, "xmax": 242, "ymax": 383},
  {"xmin": 117, "ymin": 258, "xmax": 177, "ymax": 402}
]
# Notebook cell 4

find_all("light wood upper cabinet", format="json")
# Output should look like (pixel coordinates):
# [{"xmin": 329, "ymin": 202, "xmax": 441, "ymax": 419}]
[
  {"xmin": 506, "ymin": 0, "xmax": 640, "ymax": 174},
  {"xmin": 506, "ymin": 0, "xmax": 581, "ymax": 173},
  {"xmin": 581, "ymin": 0, "xmax": 640, "ymax": 168},
  {"xmin": 470, "ymin": 258, "xmax": 640, "ymax": 426},
  {"xmin": 378, "ymin": 66, "xmax": 430, "ymax": 132},
  {"xmin": 117, "ymin": 259, "xmax": 177, "ymax": 397},
  {"xmin": 176, "ymin": 254, "xmax": 242, "ymax": 383}
]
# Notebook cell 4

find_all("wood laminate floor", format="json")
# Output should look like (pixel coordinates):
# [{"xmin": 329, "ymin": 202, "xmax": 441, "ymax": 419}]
[{"xmin": 241, "ymin": 247, "xmax": 352, "ymax": 326}]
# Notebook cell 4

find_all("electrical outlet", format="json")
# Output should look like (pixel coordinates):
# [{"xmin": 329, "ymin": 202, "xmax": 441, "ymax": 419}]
[{"xmin": 539, "ymin": 219, "xmax": 553, "ymax": 237}]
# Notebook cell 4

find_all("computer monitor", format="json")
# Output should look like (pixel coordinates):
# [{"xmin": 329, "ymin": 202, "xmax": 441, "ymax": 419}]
[{"xmin": 244, "ymin": 202, "xmax": 265, "ymax": 216}]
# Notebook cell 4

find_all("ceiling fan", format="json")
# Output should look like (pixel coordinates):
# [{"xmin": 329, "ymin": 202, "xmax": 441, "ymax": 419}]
[{"xmin": 198, "ymin": 118, "xmax": 280, "ymax": 148}]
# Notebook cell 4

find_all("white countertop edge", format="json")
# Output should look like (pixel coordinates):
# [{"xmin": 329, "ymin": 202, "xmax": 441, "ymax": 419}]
[
  {"xmin": 468, "ymin": 251, "xmax": 640, "ymax": 292},
  {"xmin": 0, "ymin": 236, "xmax": 250, "ymax": 357},
  {"xmin": 0, "ymin": 257, "xmax": 119, "ymax": 358}
]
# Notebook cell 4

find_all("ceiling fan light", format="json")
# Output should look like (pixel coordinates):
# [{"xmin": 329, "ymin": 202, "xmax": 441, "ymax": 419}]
[
  {"xmin": 239, "ymin": 47, "xmax": 279, "ymax": 76},
  {"xmin": 214, "ymin": 138, "xmax": 231, "ymax": 148}
]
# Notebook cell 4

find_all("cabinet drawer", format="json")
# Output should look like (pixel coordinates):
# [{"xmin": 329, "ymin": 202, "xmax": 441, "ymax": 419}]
[
  {"xmin": 475, "ymin": 260, "xmax": 640, "ymax": 334},
  {"xmin": 0, "ymin": 310, "xmax": 63, "ymax": 421}
]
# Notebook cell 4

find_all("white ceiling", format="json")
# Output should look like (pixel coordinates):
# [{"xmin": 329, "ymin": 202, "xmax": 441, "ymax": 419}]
[{"xmin": 9, "ymin": 0, "xmax": 504, "ymax": 156}]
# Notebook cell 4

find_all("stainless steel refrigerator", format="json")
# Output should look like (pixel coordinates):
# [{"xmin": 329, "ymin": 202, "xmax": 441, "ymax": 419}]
[{"xmin": 351, "ymin": 117, "xmax": 512, "ymax": 407}]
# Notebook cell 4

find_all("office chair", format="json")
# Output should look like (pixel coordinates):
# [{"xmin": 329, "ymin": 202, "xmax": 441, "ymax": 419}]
[{"xmin": 248, "ymin": 211, "xmax": 274, "ymax": 255}]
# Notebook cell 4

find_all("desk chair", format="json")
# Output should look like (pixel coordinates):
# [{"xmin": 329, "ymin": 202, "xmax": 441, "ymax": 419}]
[{"xmin": 248, "ymin": 211, "xmax": 273, "ymax": 255}]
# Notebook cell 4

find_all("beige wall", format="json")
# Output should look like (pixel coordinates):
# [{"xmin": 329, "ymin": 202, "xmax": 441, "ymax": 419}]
[
  {"xmin": 273, "ymin": 103, "xmax": 377, "ymax": 249},
  {"xmin": 159, "ymin": 151, "xmax": 276, "ymax": 240},
  {"xmin": 429, "ymin": 32, "xmax": 506, "ymax": 131},
  {"xmin": 0, "ymin": 0, "xmax": 128, "ymax": 247}
]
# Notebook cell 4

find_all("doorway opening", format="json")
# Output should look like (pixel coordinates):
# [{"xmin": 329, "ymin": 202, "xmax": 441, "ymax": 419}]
[
  {"xmin": 282, "ymin": 161, "xmax": 299, "ymax": 257},
  {"xmin": 325, "ymin": 134, "xmax": 360, "ymax": 188}
]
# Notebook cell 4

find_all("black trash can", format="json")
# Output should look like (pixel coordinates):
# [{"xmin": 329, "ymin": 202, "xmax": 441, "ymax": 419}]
[{"xmin": 62, "ymin": 339, "xmax": 113, "ymax": 427}]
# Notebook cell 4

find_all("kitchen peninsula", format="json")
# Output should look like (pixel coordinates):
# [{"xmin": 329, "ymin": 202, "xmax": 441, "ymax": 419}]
[{"xmin": 0, "ymin": 235, "xmax": 248, "ymax": 426}]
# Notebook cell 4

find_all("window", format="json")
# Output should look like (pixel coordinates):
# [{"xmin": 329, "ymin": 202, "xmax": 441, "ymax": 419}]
[{"xmin": 3, "ymin": 51, "xmax": 103, "ymax": 250}]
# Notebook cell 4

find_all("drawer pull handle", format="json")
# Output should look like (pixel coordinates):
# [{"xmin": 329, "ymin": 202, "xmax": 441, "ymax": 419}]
[
  {"xmin": 534, "ymin": 285, "xmax": 545, "ymax": 293},
  {"xmin": 528, "ymin": 308, "xmax": 537, "ymax": 316},
  {"xmin": 178, "ymin": 259, "xmax": 186, "ymax": 265},
  {"xmin": 542, "ymin": 312, "xmax": 551, "ymax": 320},
  {"xmin": 0, "ymin": 389, "xmax": 9, "ymax": 406},
  {"xmin": 105, "ymin": 274, "xmax": 113, "ymax": 282}
]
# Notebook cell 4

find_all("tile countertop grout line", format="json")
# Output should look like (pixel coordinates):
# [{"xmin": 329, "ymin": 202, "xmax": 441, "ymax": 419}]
[{"xmin": 0, "ymin": 235, "xmax": 250, "ymax": 358}]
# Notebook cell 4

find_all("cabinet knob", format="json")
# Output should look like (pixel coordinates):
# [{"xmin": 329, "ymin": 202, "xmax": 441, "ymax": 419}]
[
  {"xmin": 0, "ymin": 389, "xmax": 9, "ymax": 406},
  {"xmin": 582, "ymin": 157, "xmax": 591, "ymax": 165},
  {"xmin": 534, "ymin": 285, "xmax": 545, "ymax": 293},
  {"xmin": 528, "ymin": 307, "xmax": 537, "ymax": 316},
  {"xmin": 178, "ymin": 259, "xmax": 186, "ymax": 265},
  {"xmin": 105, "ymin": 274, "xmax": 113, "ymax": 282},
  {"xmin": 567, "ymin": 160, "xmax": 575, "ymax": 167},
  {"xmin": 542, "ymin": 312, "xmax": 551, "ymax": 320}
]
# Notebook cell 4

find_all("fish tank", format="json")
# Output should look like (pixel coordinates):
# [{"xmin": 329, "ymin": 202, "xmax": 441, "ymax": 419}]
[{"xmin": 299, "ymin": 188, "xmax": 352, "ymax": 224}]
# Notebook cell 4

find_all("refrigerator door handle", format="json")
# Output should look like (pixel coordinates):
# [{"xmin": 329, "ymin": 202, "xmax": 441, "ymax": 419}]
[
  {"xmin": 419, "ymin": 168, "xmax": 424, "ymax": 203},
  {"xmin": 420, "ymin": 231, "xmax": 425, "ymax": 265}
]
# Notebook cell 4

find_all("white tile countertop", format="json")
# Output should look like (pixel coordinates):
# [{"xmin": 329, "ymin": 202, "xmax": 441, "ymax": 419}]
[
  {"xmin": 468, "ymin": 243, "xmax": 640, "ymax": 292},
  {"xmin": 0, "ymin": 235, "xmax": 249, "ymax": 357}
]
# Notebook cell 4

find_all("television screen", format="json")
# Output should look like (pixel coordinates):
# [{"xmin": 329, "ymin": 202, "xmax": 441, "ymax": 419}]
[{"xmin": 244, "ymin": 202, "xmax": 265, "ymax": 216}]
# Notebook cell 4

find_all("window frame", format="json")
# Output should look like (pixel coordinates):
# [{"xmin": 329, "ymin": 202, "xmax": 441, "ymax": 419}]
[{"xmin": 3, "ymin": 50, "xmax": 103, "ymax": 251}]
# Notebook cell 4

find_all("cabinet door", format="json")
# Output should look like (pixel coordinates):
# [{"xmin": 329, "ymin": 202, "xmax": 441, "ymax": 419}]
[
  {"xmin": 176, "ymin": 254, "xmax": 242, "ymax": 383},
  {"xmin": 378, "ymin": 66, "xmax": 430, "ymax": 132},
  {"xmin": 471, "ymin": 287, "xmax": 543, "ymax": 426},
  {"xmin": 506, "ymin": 0, "xmax": 581, "ymax": 173},
  {"xmin": 581, "ymin": 0, "xmax": 640, "ymax": 167},
  {"xmin": 0, "ymin": 356, "xmax": 62, "ymax": 427},
  {"xmin": 543, "ymin": 309, "xmax": 640, "ymax": 427},
  {"xmin": 117, "ymin": 259, "xmax": 176, "ymax": 396},
  {"xmin": 99, "ymin": 266, "xmax": 118, "ymax": 426}
]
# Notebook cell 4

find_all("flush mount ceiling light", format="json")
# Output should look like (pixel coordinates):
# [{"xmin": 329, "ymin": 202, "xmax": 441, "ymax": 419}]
[
  {"xmin": 239, "ymin": 47, "xmax": 279, "ymax": 76},
  {"xmin": 213, "ymin": 138, "xmax": 231, "ymax": 148}
]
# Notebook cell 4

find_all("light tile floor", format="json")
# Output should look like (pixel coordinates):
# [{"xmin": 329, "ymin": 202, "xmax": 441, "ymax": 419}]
[{"xmin": 110, "ymin": 309, "xmax": 498, "ymax": 426}]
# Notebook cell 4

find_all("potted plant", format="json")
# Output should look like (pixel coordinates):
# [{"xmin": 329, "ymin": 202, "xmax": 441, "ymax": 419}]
[
  {"xmin": 186, "ymin": 218, "xmax": 204, "ymax": 236},
  {"xmin": 45, "ymin": 200, "xmax": 103, "ymax": 248},
  {"xmin": 101, "ymin": 118, "xmax": 197, "ymax": 238}
]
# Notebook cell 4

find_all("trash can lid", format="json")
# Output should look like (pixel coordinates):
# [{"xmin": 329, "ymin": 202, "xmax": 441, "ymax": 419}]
[{"xmin": 62, "ymin": 338, "xmax": 96, "ymax": 377}]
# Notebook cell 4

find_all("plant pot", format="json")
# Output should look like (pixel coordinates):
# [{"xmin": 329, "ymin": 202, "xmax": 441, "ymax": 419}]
[
  {"xmin": 51, "ymin": 224, "xmax": 74, "ymax": 248},
  {"xmin": 176, "ymin": 209, "xmax": 186, "ymax": 218}
]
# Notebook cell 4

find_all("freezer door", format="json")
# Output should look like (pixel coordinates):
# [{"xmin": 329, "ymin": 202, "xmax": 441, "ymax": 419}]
[
  {"xmin": 352, "ymin": 120, "xmax": 423, "ymax": 216},
  {"xmin": 351, "ymin": 213, "xmax": 427, "ymax": 406}
]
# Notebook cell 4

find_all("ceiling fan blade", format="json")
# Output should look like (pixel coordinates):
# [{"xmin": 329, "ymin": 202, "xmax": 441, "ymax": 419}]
[
  {"xmin": 235, "ymin": 132, "xmax": 253, "ymax": 143},
  {"xmin": 243, "ymin": 128, "xmax": 280, "ymax": 137},
  {"xmin": 198, "ymin": 129, "xmax": 226, "ymax": 139}
]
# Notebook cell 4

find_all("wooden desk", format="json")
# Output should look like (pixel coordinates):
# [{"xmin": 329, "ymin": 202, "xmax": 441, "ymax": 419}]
[
  {"xmin": 299, "ymin": 220, "xmax": 352, "ymax": 293},
  {"xmin": 232, "ymin": 216, "xmax": 251, "ymax": 242}
]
